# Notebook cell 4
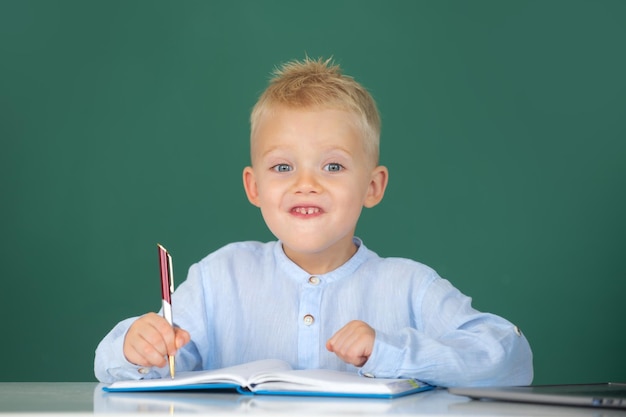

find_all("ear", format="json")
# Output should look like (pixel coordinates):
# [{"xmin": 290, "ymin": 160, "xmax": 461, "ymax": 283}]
[
  {"xmin": 242, "ymin": 166, "xmax": 261, "ymax": 207},
  {"xmin": 363, "ymin": 165, "xmax": 389, "ymax": 208}
]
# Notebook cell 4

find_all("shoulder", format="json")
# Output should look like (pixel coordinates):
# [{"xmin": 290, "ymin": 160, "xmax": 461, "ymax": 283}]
[
  {"xmin": 183, "ymin": 241, "xmax": 278, "ymax": 286},
  {"xmin": 360, "ymin": 244, "xmax": 440, "ymax": 283},
  {"xmin": 358, "ymin": 246, "xmax": 465, "ymax": 306}
]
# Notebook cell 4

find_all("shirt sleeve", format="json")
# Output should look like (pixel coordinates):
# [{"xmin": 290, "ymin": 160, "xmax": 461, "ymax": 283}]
[
  {"xmin": 358, "ymin": 275, "xmax": 533, "ymax": 387},
  {"xmin": 93, "ymin": 317, "xmax": 163, "ymax": 383},
  {"xmin": 94, "ymin": 263, "xmax": 208, "ymax": 384}
]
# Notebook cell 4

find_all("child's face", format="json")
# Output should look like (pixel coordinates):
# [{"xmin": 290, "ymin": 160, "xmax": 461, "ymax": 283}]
[{"xmin": 243, "ymin": 106, "xmax": 387, "ymax": 273}]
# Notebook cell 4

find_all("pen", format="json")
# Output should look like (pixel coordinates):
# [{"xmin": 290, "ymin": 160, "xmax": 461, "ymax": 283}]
[{"xmin": 157, "ymin": 244, "xmax": 175, "ymax": 379}]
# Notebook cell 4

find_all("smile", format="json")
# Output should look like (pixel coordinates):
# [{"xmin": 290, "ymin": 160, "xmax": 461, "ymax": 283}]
[{"xmin": 292, "ymin": 207, "xmax": 321, "ymax": 215}]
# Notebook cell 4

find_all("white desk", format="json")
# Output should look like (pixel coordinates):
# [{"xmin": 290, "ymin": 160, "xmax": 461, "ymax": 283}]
[{"xmin": 1, "ymin": 382, "xmax": 625, "ymax": 416}]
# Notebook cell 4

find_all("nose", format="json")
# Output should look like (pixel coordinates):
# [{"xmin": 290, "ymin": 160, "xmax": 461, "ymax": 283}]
[{"xmin": 293, "ymin": 168, "xmax": 322, "ymax": 194}]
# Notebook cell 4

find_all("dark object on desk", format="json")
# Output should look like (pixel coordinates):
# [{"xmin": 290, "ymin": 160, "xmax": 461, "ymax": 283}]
[{"xmin": 448, "ymin": 383, "xmax": 626, "ymax": 409}]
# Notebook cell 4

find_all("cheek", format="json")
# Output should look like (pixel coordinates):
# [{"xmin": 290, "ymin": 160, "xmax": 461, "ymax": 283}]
[
  {"xmin": 256, "ymin": 183, "xmax": 282, "ymax": 207},
  {"xmin": 333, "ymin": 185, "xmax": 368, "ymax": 217},
  {"xmin": 346, "ymin": 177, "xmax": 373, "ymax": 201}
]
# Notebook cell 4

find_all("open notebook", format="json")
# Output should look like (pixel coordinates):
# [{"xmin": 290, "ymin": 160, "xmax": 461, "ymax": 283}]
[{"xmin": 103, "ymin": 359, "xmax": 433, "ymax": 399}]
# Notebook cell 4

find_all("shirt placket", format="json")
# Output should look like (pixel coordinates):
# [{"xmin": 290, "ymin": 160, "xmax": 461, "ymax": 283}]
[{"xmin": 297, "ymin": 275, "xmax": 323, "ymax": 368}]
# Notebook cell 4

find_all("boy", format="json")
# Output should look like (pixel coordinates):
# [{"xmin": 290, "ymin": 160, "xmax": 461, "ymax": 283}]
[{"xmin": 94, "ymin": 57, "xmax": 533, "ymax": 387}]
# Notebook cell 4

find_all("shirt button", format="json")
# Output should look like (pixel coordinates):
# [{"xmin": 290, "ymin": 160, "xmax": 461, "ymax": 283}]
[
  {"xmin": 137, "ymin": 367, "xmax": 150, "ymax": 375},
  {"xmin": 514, "ymin": 326, "xmax": 522, "ymax": 337},
  {"xmin": 308, "ymin": 276, "xmax": 320, "ymax": 285},
  {"xmin": 303, "ymin": 314, "xmax": 315, "ymax": 326}
]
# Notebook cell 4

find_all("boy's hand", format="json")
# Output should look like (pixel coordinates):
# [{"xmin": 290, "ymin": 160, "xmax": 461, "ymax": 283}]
[
  {"xmin": 326, "ymin": 320, "xmax": 375, "ymax": 367},
  {"xmin": 123, "ymin": 312, "xmax": 190, "ymax": 368}
]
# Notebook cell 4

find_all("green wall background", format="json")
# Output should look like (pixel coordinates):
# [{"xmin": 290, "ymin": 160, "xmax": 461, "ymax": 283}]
[{"xmin": 1, "ymin": 1, "xmax": 624, "ymax": 383}]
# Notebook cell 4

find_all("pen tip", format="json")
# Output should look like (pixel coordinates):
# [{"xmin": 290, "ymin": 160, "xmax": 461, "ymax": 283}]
[{"xmin": 169, "ymin": 355, "xmax": 175, "ymax": 379}]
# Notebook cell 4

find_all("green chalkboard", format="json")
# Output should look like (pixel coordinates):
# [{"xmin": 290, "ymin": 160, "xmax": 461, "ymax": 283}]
[{"xmin": 1, "ymin": 0, "xmax": 624, "ymax": 383}]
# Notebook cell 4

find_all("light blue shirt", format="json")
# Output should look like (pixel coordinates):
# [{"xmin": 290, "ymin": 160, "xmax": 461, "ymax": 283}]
[{"xmin": 94, "ymin": 239, "xmax": 533, "ymax": 386}]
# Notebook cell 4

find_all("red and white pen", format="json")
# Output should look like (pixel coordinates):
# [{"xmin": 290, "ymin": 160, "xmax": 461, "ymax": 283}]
[{"xmin": 157, "ymin": 244, "xmax": 175, "ymax": 379}]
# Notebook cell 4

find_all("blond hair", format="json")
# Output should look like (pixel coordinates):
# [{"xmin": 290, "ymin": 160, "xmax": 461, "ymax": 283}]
[{"xmin": 250, "ymin": 57, "xmax": 381, "ymax": 162}]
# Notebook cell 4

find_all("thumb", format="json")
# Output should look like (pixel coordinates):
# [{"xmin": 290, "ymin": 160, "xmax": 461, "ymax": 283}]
[
  {"xmin": 174, "ymin": 327, "xmax": 191, "ymax": 349},
  {"xmin": 325, "ymin": 339, "xmax": 333, "ymax": 352}
]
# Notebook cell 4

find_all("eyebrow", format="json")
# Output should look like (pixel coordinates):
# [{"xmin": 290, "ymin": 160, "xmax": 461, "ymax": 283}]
[
  {"xmin": 258, "ymin": 145, "xmax": 285, "ymax": 159},
  {"xmin": 260, "ymin": 145, "xmax": 354, "ymax": 159}
]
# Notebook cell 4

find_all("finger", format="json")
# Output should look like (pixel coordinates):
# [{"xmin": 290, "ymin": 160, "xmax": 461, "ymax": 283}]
[
  {"xmin": 132, "ymin": 323, "xmax": 170, "ymax": 366},
  {"xmin": 174, "ymin": 327, "xmax": 191, "ymax": 349},
  {"xmin": 124, "ymin": 337, "xmax": 166, "ymax": 368},
  {"xmin": 326, "ymin": 321, "xmax": 375, "ymax": 366},
  {"xmin": 124, "ymin": 314, "xmax": 175, "ymax": 367},
  {"xmin": 334, "ymin": 329, "xmax": 360, "ymax": 358},
  {"xmin": 150, "ymin": 316, "xmax": 178, "ymax": 355},
  {"xmin": 132, "ymin": 332, "xmax": 169, "ymax": 368},
  {"xmin": 327, "ymin": 321, "xmax": 360, "ymax": 353},
  {"xmin": 325, "ymin": 338, "xmax": 334, "ymax": 352}
]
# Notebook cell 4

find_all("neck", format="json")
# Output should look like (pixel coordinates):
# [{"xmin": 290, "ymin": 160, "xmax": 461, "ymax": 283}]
[{"xmin": 282, "ymin": 240, "xmax": 358, "ymax": 275}]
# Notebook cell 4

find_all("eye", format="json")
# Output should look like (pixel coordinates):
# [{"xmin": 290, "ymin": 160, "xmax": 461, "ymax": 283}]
[
  {"xmin": 272, "ymin": 164, "xmax": 292, "ymax": 172},
  {"xmin": 324, "ymin": 163, "xmax": 343, "ymax": 172}
]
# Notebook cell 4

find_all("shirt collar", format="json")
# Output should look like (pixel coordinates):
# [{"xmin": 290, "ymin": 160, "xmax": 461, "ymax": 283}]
[{"xmin": 274, "ymin": 237, "xmax": 370, "ymax": 283}]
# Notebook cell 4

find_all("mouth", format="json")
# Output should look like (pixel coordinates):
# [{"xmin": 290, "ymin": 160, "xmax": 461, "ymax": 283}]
[{"xmin": 291, "ymin": 206, "xmax": 322, "ymax": 216}]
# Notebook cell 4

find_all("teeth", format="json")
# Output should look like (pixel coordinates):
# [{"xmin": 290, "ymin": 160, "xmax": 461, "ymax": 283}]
[{"xmin": 294, "ymin": 207, "xmax": 320, "ymax": 215}]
